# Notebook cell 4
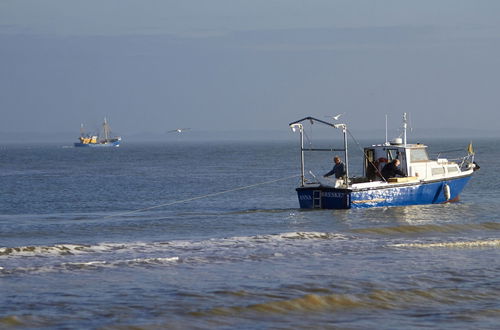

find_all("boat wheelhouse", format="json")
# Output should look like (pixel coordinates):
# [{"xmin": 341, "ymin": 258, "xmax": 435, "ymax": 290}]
[{"xmin": 290, "ymin": 114, "xmax": 478, "ymax": 209}]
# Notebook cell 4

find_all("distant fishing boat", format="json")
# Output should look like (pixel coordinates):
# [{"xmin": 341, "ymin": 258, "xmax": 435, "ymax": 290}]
[
  {"xmin": 289, "ymin": 113, "xmax": 479, "ymax": 209},
  {"xmin": 74, "ymin": 118, "xmax": 121, "ymax": 147}
]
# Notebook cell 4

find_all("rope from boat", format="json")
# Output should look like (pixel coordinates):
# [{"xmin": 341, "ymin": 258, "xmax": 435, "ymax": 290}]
[{"xmin": 103, "ymin": 174, "xmax": 301, "ymax": 219}]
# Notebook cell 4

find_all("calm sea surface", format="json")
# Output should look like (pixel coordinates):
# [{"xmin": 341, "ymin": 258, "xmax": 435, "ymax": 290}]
[{"xmin": 1, "ymin": 138, "xmax": 499, "ymax": 329}]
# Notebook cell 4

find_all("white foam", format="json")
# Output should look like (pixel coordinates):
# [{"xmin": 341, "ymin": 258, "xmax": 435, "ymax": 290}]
[
  {"xmin": 63, "ymin": 256, "xmax": 181, "ymax": 269},
  {"xmin": 0, "ymin": 242, "xmax": 155, "ymax": 258},
  {"xmin": 391, "ymin": 239, "xmax": 500, "ymax": 249},
  {"xmin": 0, "ymin": 244, "xmax": 94, "ymax": 257},
  {"xmin": 1, "ymin": 256, "xmax": 181, "ymax": 275},
  {"xmin": 1, "ymin": 231, "xmax": 352, "ymax": 275},
  {"xmin": 2, "ymin": 231, "xmax": 350, "ymax": 258},
  {"xmin": 277, "ymin": 232, "xmax": 349, "ymax": 240}
]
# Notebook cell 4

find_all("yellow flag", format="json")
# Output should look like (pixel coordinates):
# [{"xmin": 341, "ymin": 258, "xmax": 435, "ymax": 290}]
[{"xmin": 467, "ymin": 142, "xmax": 474, "ymax": 155}]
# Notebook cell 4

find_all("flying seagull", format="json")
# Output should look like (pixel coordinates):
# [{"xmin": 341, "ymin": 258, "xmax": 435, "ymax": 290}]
[
  {"xmin": 325, "ymin": 113, "xmax": 345, "ymax": 121},
  {"xmin": 167, "ymin": 128, "xmax": 191, "ymax": 133}
]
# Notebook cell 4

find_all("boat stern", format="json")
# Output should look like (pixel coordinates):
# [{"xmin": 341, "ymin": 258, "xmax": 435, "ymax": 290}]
[{"xmin": 296, "ymin": 186, "xmax": 351, "ymax": 209}]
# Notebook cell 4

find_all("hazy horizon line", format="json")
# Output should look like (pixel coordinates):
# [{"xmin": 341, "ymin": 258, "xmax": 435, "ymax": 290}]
[{"xmin": 0, "ymin": 126, "xmax": 498, "ymax": 144}]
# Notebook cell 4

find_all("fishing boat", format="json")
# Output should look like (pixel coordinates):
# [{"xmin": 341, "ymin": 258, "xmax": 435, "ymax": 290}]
[
  {"xmin": 74, "ymin": 118, "xmax": 121, "ymax": 147},
  {"xmin": 289, "ymin": 114, "xmax": 479, "ymax": 209}
]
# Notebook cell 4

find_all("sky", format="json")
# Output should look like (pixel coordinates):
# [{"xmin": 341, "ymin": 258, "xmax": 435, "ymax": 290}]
[{"xmin": 1, "ymin": 0, "xmax": 500, "ymax": 141}]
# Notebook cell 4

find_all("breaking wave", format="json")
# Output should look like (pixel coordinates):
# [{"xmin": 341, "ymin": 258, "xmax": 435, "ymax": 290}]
[
  {"xmin": 0, "ymin": 232, "xmax": 351, "ymax": 275},
  {"xmin": 0, "ymin": 243, "xmax": 129, "ymax": 257},
  {"xmin": 391, "ymin": 239, "xmax": 500, "ymax": 249},
  {"xmin": 0, "ymin": 232, "xmax": 349, "ymax": 258},
  {"xmin": 1, "ymin": 256, "xmax": 180, "ymax": 275}
]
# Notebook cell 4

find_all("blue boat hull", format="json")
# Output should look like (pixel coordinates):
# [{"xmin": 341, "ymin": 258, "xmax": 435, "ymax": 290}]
[
  {"xmin": 74, "ymin": 141, "xmax": 120, "ymax": 147},
  {"xmin": 296, "ymin": 175, "xmax": 472, "ymax": 209}
]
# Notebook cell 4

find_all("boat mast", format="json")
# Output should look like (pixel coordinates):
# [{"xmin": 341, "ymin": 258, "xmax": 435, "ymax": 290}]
[{"xmin": 103, "ymin": 117, "xmax": 110, "ymax": 141}]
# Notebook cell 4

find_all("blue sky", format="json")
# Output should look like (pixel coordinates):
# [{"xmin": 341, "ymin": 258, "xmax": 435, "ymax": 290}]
[{"xmin": 1, "ymin": 1, "xmax": 500, "ymax": 140}]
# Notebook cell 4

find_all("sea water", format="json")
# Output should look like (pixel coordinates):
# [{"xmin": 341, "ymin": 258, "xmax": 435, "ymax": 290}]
[{"xmin": 0, "ymin": 139, "xmax": 499, "ymax": 329}]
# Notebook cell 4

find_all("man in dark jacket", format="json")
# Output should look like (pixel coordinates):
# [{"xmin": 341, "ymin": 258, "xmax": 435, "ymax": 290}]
[
  {"xmin": 381, "ymin": 159, "xmax": 405, "ymax": 181},
  {"xmin": 324, "ymin": 156, "xmax": 346, "ymax": 179}
]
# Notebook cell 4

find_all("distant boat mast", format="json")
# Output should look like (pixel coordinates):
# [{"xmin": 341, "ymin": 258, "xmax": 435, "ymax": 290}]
[{"xmin": 103, "ymin": 117, "xmax": 110, "ymax": 141}]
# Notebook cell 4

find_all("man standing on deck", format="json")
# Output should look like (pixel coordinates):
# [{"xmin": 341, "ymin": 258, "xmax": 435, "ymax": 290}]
[{"xmin": 324, "ymin": 156, "xmax": 346, "ymax": 179}]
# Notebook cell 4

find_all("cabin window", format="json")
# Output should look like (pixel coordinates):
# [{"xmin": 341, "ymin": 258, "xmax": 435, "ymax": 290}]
[
  {"xmin": 447, "ymin": 166, "xmax": 459, "ymax": 173},
  {"xmin": 386, "ymin": 149, "xmax": 399, "ymax": 161},
  {"xmin": 410, "ymin": 148, "xmax": 429, "ymax": 162},
  {"xmin": 431, "ymin": 167, "xmax": 445, "ymax": 175}
]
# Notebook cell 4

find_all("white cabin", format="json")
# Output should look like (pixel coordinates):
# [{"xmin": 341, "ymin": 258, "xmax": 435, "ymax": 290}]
[{"xmin": 363, "ymin": 138, "xmax": 462, "ymax": 182}]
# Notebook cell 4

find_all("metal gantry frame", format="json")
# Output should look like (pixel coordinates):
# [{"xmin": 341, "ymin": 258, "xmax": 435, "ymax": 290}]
[{"xmin": 289, "ymin": 116, "xmax": 349, "ymax": 187}]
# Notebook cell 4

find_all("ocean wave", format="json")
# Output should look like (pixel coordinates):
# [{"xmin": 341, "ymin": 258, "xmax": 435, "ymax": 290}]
[
  {"xmin": 1, "ymin": 256, "xmax": 180, "ymax": 275},
  {"xmin": 391, "ymin": 239, "xmax": 500, "ymax": 249},
  {"xmin": 193, "ymin": 287, "xmax": 498, "ymax": 317},
  {"xmin": 0, "ymin": 315, "xmax": 51, "ymax": 328},
  {"xmin": 61, "ymin": 256, "xmax": 181, "ymax": 269},
  {"xmin": 0, "ymin": 244, "xmax": 94, "ymax": 257},
  {"xmin": 250, "ymin": 232, "xmax": 350, "ymax": 241},
  {"xmin": 0, "ymin": 231, "xmax": 352, "ymax": 275},
  {"xmin": 351, "ymin": 222, "xmax": 500, "ymax": 235},
  {"xmin": 0, "ymin": 243, "xmax": 129, "ymax": 257},
  {"xmin": 279, "ymin": 232, "xmax": 349, "ymax": 240},
  {"xmin": 1, "ymin": 231, "xmax": 350, "ymax": 259}
]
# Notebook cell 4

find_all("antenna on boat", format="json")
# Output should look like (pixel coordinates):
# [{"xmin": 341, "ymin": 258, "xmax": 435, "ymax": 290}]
[
  {"xmin": 403, "ymin": 112, "xmax": 407, "ymax": 146},
  {"xmin": 385, "ymin": 114, "xmax": 388, "ymax": 145}
]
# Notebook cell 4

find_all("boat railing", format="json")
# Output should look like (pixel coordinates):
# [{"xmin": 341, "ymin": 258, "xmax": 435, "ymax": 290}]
[{"xmin": 458, "ymin": 153, "xmax": 476, "ymax": 171}]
